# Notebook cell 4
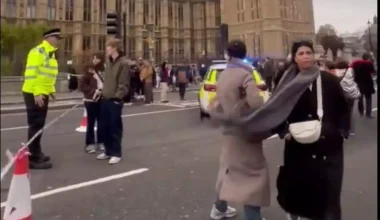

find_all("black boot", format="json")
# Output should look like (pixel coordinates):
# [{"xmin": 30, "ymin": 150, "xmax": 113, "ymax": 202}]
[
  {"xmin": 29, "ymin": 155, "xmax": 52, "ymax": 169},
  {"xmin": 29, "ymin": 160, "xmax": 52, "ymax": 169}
]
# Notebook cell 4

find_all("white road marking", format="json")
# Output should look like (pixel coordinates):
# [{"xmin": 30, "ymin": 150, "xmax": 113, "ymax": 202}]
[
  {"xmin": 0, "ymin": 168, "xmax": 149, "ymax": 208},
  {"xmin": 1, "ymin": 107, "xmax": 199, "ymax": 132},
  {"xmin": 372, "ymin": 108, "xmax": 377, "ymax": 112}
]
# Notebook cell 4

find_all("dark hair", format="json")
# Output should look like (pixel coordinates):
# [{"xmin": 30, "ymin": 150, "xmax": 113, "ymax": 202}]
[
  {"xmin": 290, "ymin": 40, "xmax": 314, "ymax": 63},
  {"xmin": 335, "ymin": 58, "xmax": 349, "ymax": 69},
  {"xmin": 82, "ymin": 63, "xmax": 95, "ymax": 75},
  {"xmin": 325, "ymin": 61, "xmax": 335, "ymax": 70},
  {"xmin": 226, "ymin": 40, "xmax": 247, "ymax": 59},
  {"xmin": 362, "ymin": 52, "xmax": 371, "ymax": 60},
  {"xmin": 93, "ymin": 52, "xmax": 105, "ymax": 72}
]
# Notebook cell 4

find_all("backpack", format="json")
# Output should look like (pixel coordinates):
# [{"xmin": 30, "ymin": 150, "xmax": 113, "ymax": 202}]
[{"xmin": 338, "ymin": 68, "xmax": 361, "ymax": 99}]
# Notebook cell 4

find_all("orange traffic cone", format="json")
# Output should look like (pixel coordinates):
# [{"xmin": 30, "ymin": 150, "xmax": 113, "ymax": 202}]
[
  {"xmin": 76, "ymin": 109, "xmax": 88, "ymax": 132},
  {"xmin": 76, "ymin": 109, "xmax": 97, "ymax": 132},
  {"xmin": 3, "ymin": 148, "xmax": 32, "ymax": 220}
]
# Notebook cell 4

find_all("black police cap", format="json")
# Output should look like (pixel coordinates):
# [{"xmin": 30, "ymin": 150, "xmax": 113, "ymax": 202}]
[{"xmin": 43, "ymin": 28, "xmax": 63, "ymax": 39}]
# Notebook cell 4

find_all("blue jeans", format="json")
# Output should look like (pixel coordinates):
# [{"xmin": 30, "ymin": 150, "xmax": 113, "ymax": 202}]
[
  {"xmin": 215, "ymin": 199, "xmax": 262, "ymax": 220},
  {"xmin": 84, "ymin": 101, "xmax": 104, "ymax": 145},
  {"xmin": 102, "ymin": 99, "xmax": 123, "ymax": 157}
]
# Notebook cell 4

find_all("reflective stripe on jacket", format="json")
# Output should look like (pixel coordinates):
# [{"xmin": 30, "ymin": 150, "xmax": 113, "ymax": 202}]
[
  {"xmin": 252, "ymin": 70, "xmax": 267, "ymax": 98},
  {"xmin": 22, "ymin": 40, "xmax": 58, "ymax": 96}
]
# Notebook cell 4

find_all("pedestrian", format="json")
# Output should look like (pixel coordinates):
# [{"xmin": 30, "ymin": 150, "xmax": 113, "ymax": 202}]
[
  {"xmin": 199, "ymin": 64, "xmax": 208, "ymax": 80},
  {"xmin": 262, "ymin": 57, "xmax": 275, "ymax": 92},
  {"xmin": 97, "ymin": 39, "xmax": 130, "ymax": 165},
  {"xmin": 140, "ymin": 60, "xmax": 154, "ymax": 105},
  {"xmin": 160, "ymin": 61, "xmax": 170, "ymax": 103},
  {"xmin": 129, "ymin": 60, "xmax": 140, "ymax": 101},
  {"xmin": 136, "ymin": 58, "xmax": 145, "ymax": 100},
  {"xmin": 67, "ymin": 60, "xmax": 78, "ymax": 91},
  {"xmin": 272, "ymin": 40, "xmax": 349, "ymax": 220},
  {"xmin": 208, "ymin": 40, "xmax": 270, "ymax": 220},
  {"xmin": 335, "ymin": 59, "xmax": 361, "ymax": 136},
  {"xmin": 351, "ymin": 53, "xmax": 376, "ymax": 118},
  {"xmin": 22, "ymin": 28, "xmax": 63, "ymax": 169},
  {"xmin": 170, "ymin": 64, "xmax": 178, "ymax": 91},
  {"xmin": 155, "ymin": 65, "xmax": 161, "ymax": 88},
  {"xmin": 177, "ymin": 66, "xmax": 188, "ymax": 101},
  {"xmin": 79, "ymin": 62, "xmax": 105, "ymax": 154}
]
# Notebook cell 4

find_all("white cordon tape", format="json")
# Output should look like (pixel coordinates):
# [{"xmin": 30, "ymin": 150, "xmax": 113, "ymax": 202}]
[
  {"xmin": 0, "ymin": 150, "xmax": 14, "ymax": 181},
  {"xmin": 0, "ymin": 104, "xmax": 81, "ymax": 182}
]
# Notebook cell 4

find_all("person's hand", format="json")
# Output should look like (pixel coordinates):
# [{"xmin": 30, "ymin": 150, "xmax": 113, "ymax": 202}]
[
  {"xmin": 50, "ymin": 93, "xmax": 56, "ymax": 102},
  {"xmin": 95, "ymin": 89, "xmax": 102, "ymax": 96},
  {"xmin": 284, "ymin": 133, "xmax": 292, "ymax": 141},
  {"xmin": 34, "ymin": 95, "xmax": 45, "ymax": 107}
]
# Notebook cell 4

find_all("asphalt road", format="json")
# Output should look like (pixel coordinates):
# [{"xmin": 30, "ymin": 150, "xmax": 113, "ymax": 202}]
[{"xmin": 0, "ymin": 94, "xmax": 377, "ymax": 220}]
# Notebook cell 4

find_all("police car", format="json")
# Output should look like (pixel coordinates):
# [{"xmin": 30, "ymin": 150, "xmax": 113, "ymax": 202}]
[{"xmin": 198, "ymin": 60, "xmax": 268, "ymax": 120}]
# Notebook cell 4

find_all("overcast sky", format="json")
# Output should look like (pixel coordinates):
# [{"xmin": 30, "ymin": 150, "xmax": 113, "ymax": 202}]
[{"xmin": 313, "ymin": 0, "xmax": 377, "ymax": 33}]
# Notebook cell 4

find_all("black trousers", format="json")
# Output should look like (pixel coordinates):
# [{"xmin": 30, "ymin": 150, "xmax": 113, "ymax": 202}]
[
  {"xmin": 84, "ymin": 100, "xmax": 104, "ymax": 146},
  {"xmin": 23, "ymin": 92, "xmax": 49, "ymax": 161},
  {"xmin": 178, "ymin": 83, "xmax": 187, "ymax": 99},
  {"xmin": 136, "ymin": 79, "xmax": 144, "ymax": 96},
  {"xmin": 102, "ymin": 99, "xmax": 123, "ymax": 157},
  {"xmin": 358, "ymin": 93, "xmax": 372, "ymax": 116}
]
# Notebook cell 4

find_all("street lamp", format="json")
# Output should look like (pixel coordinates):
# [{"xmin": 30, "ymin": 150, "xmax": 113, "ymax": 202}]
[{"xmin": 367, "ymin": 20, "xmax": 374, "ymax": 52}]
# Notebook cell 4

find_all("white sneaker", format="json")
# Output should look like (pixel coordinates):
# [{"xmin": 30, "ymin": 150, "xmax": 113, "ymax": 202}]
[
  {"xmin": 210, "ymin": 205, "xmax": 237, "ymax": 220},
  {"xmin": 97, "ymin": 143, "xmax": 105, "ymax": 151},
  {"xmin": 108, "ymin": 156, "xmax": 121, "ymax": 164},
  {"xmin": 85, "ymin": 145, "xmax": 96, "ymax": 154},
  {"xmin": 97, "ymin": 153, "xmax": 110, "ymax": 160}
]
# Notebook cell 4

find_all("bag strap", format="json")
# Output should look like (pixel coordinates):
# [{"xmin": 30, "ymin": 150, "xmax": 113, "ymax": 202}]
[
  {"xmin": 339, "ymin": 69, "xmax": 348, "ymax": 82},
  {"xmin": 95, "ymin": 71, "xmax": 104, "ymax": 82},
  {"xmin": 316, "ymin": 73, "xmax": 323, "ymax": 118}
]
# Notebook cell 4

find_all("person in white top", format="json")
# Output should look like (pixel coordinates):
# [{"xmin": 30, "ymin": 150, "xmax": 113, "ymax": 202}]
[{"xmin": 78, "ymin": 53, "xmax": 105, "ymax": 154}]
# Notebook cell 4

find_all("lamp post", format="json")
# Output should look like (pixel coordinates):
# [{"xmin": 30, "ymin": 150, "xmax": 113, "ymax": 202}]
[{"xmin": 367, "ymin": 20, "xmax": 374, "ymax": 53}]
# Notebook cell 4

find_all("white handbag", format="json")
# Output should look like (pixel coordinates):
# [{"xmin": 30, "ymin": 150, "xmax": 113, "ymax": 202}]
[{"xmin": 288, "ymin": 74, "xmax": 323, "ymax": 144}]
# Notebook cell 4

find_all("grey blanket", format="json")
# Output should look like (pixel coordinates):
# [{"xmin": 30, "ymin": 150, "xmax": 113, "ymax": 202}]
[{"xmin": 211, "ymin": 60, "xmax": 320, "ymax": 137}]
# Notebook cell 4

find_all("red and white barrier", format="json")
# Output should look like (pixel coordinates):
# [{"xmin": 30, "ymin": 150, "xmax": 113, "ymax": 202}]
[
  {"xmin": 76, "ymin": 109, "xmax": 97, "ymax": 132},
  {"xmin": 3, "ymin": 148, "xmax": 32, "ymax": 220}
]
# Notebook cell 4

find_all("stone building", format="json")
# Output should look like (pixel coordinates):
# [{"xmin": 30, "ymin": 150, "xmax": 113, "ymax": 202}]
[
  {"xmin": 221, "ymin": 0, "xmax": 315, "ymax": 58},
  {"xmin": 1, "ymin": 0, "xmax": 222, "ymax": 63}
]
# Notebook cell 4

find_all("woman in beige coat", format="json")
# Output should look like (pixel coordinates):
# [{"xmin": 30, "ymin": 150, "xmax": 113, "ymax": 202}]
[
  {"xmin": 139, "ymin": 60, "xmax": 154, "ymax": 105},
  {"xmin": 209, "ymin": 40, "xmax": 270, "ymax": 220}
]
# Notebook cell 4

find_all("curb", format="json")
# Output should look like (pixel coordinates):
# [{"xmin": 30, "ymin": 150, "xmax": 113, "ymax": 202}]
[
  {"xmin": 1, "ymin": 88, "xmax": 201, "ymax": 114},
  {"xmin": 1, "ymin": 103, "xmax": 85, "ymax": 114},
  {"xmin": 1, "ymin": 88, "xmax": 200, "ymax": 106}
]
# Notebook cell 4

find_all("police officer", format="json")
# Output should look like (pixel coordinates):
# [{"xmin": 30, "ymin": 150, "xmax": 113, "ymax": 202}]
[{"xmin": 22, "ymin": 28, "xmax": 62, "ymax": 169}]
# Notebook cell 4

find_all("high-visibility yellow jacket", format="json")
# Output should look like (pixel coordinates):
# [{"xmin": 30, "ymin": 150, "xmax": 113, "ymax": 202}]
[{"xmin": 22, "ymin": 40, "xmax": 59, "ymax": 96}]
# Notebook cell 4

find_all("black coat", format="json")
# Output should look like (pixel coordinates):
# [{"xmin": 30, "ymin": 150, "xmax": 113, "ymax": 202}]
[
  {"xmin": 273, "ymin": 71, "xmax": 349, "ymax": 220},
  {"xmin": 352, "ymin": 59, "xmax": 376, "ymax": 95}
]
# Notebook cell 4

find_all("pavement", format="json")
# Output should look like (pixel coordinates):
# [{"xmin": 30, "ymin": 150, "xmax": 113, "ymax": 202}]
[
  {"xmin": 0, "ymin": 85, "xmax": 201, "ymax": 114},
  {"xmin": 0, "ymin": 94, "xmax": 377, "ymax": 220}
]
